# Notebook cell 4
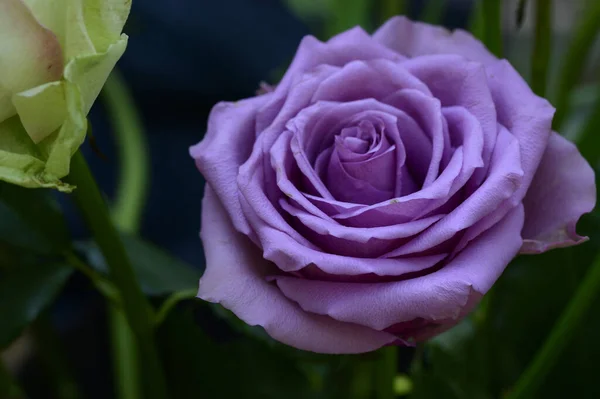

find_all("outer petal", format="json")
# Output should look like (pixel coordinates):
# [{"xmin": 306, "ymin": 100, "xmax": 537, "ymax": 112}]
[
  {"xmin": 277, "ymin": 27, "xmax": 403, "ymax": 93},
  {"xmin": 521, "ymin": 132, "xmax": 596, "ymax": 253},
  {"xmin": 13, "ymin": 81, "xmax": 66, "ymax": 144},
  {"xmin": 372, "ymin": 16, "xmax": 497, "ymax": 66},
  {"xmin": 190, "ymin": 94, "xmax": 273, "ymax": 236},
  {"xmin": 198, "ymin": 186, "xmax": 398, "ymax": 354},
  {"xmin": 0, "ymin": 0, "xmax": 63, "ymax": 103},
  {"xmin": 273, "ymin": 205, "xmax": 524, "ymax": 332},
  {"xmin": 485, "ymin": 59, "xmax": 555, "ymax": 201}
]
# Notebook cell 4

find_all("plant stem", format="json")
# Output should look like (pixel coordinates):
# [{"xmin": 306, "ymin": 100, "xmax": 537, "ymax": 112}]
[
  {"xmin": 102, "ymin": 70, "xmax": 150, "ymax": 399},
  {"xmin": 103, "ymin": 72, "xmax": 149, "ymax": 234},
  {"xmin": 506, "ymin": 253, "xmax": 600, "ymax": 399},
  {"xmin": 375, "ymin": 346, "xmax": 397, "ymax": 399},
  {"xmin": 65, "ymin": 151, "xmax": 168, "ymax": 399},
  {"xmin": 482, "ymin": 0, "xmax": 503, "ymax": 57},
  {"xmin": 552, "ymin": 0, "xmax": 600, "ymax": 130},
  {"xmin": 110, "ymin": 310, "xmax": 141, "ymax": 399},
  {"xmin": 154, "ymin": 289, "xmax": 197, "ymax": 326},
  {"xmin": 531, "ymin": 0, "xmax": 552, "ymax": 97}
]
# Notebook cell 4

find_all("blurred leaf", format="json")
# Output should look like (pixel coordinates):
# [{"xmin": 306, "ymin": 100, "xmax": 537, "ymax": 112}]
[
  {"xmin": 552, "ymin": 1, "xmax": 600, "ymax": 129},
  {"xmin": 0, "ymin": 361, "xmax": 23, "ymax": 399},
  {"xmin": 379, "ymin": 0, "xmax": 407, "ymax": 24},
  {"xmin": 485, "ymin": 214, "xmax": 600, "ymax": 399},
  {"xmin": 285, "ymin": 0, "xmax": 331, "ymax": 20},
  {"xmin": 0, "ymin": 182, "xmax": 70, "ymax": 254},
  {"xmin": 0, "ymin": 262, "xmax": 72, "ymax": 349},
  {"xmin": 157, "ymin": 307, "xmax": 313, "ymax": 399},
  {"xmin": 482, "ymin": 0, "xmax": 503, "ymax": 57},
  {"xmin": 420, "ymin": 0, "xmax": 446, "ymax": 24},
  {"xmin": 85, "ymin": 234, "xmax": 201, "ymax": 296},
  {"xmin": 327, "ymin": 0, "xmax": 372, "ymax": 38},
  {"xmin": 577, "ymin": 85, "xmax": 600, "ymax": 164},
  {"xmin": 468, "ymin": 0, "xmax": 484, "ymax": 41},
  {"xmin": 530, "ymin": 0, "xmax": 551, "ymax": 97},
  {"xmin": 411, "ymin": 207, "xmax": 600, "ymax": 398},
  {"xmin": 410, "ymin": 318, "xmax": 492, "ymax": 399}
]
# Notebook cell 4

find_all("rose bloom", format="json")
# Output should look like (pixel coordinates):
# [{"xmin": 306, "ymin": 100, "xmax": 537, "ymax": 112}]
[{"xmin": 190, "ymin": 17, "xmax": 596, "ymax": 354}]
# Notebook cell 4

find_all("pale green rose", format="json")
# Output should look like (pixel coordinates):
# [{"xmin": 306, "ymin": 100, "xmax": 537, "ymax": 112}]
[{"xmin": 0, "ymin": 0, "xmax": 131, "ymax": 191}]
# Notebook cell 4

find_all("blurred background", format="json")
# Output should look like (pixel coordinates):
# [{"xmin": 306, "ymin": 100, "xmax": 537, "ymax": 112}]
[{"xmin": 2, "ymin": 0, "xmax": 599, "ymax": 398}]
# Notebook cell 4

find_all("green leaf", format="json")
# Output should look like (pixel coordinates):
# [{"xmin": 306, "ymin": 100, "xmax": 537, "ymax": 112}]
[
  {"xmin": 379, "ymin": 0, "xmax": 407, "ymax": 24},
  {"xmin": 327, "ymin": 0, "xmax": 372, "ymax": 38},
  {"xmin": 419, "ymin": 0, "xmax": 446, "ymax": 24},
  {"xmin": 0, "ymin": 262, "xmax": 73, "ymax": 349},
  {"xmin": 0, "ymin": 182, "xmax": 70, "ymax": 254},
  {"xmin": 552, "ymin": 0, "xmax": 600, "ymax": 130},
  {"xmin": 85, "ymin": 234, "xmax": 202, "ymax": 296},
  {"xmin": 481, "ymin": 0, "xmax": 503, "ymax": 57},
  {"xmin": 530, "ymin": 0, "xmax": 552, "ymax": 97},
  {"xmin": 410, "ymin": 318, "xmax": 492, "ymax": 399},
  {"xmin": 576, "ymin": 85, "xmax": 600, "ymax": 164}
]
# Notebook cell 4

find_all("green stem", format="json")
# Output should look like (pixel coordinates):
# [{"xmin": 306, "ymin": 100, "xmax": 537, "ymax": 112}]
[
  {"xmin": 482, "ymin": 0, "xmax": 503, "ymax": 57},
  {"xmin": 506, "ymin": 253, "xmax": 600, "ymax": 399},
  {"xmin": 375, "ymin": 347, "xmax": 397, "ymax": 399},
  {"xmin": 101, "ymin": 71, "xmax": 150, "ymax": 399},
  {"xmin": 154, "ymin": 289, "xmax": 197, "ymax": 326},
  {"xmin": 531, "ymin": 0, "xmax": 552, "ymax": 97},
  {"xmin": 110, "ymin": 310, "xmax": 141, "ymax": 399},
  {"xmin": 65, "ymin": 251, "xmax": 120, "ymax": 303},
  {"xmin": 32, "ymin": 313, "xmax": 81, "ymax": 399},
  {"xmin": 65, "ymin": 151, "xmax": 168, "ymax": 399},
  {"xmin": 552, "ymin": 0, "xmax": 600, "ymax": 130},
  {"xmin": 103, "ymin": 72, "xmax": 149, "ymax": 234}
]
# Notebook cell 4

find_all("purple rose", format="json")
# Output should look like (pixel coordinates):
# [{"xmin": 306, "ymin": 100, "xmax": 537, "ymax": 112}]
[{"xmin": 190, "ymin": 17, "xmax": 596, "ymax": 354}]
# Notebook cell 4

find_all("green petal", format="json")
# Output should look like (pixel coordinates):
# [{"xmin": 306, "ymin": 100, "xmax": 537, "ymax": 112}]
[
  {"xmin": 0, "ymin": 0, "xmax": 129, "ymax": 191},
  {"xmin": 64, "ymin": 0, "xmax": 97, "ymax": 60},
  {"xmin": 13, "ymin": 81, "xmax": 67, "ymax": 144},
  {"xmin": 0, "ymin": 86, "xmax": 16, "ymax": 123},
  {"xmin": 0, "ymin": 116, "xmax": 73, "ymax": 191},
  {"xmin": 39, "ymin": 81, "xmax": 86, "ymax": 181},
  {"xmin": 81, "ymin": 0, "xmax": 132, "ymax": 53},
  {"xmin": 0, "ymin": 0, "xmax": 64, "ymax": 92},
  {"xmin": 65, "ymin": 36, "xmax": 128, "ymax": 114}
]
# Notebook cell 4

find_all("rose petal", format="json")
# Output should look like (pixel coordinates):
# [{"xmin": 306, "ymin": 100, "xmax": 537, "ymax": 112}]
[
  {"xmin": 373, "ymin": 16, "xmax": 497, "ymax": 66},
  {"xmin": 198, "ymin": 186, "xmax": 397, "ymax": 353},
  {"xmin": 0, "ymin": 0, "xmax": 63, "ymax": 116},
  {"xmin": 273, "ymin": 204, "xmax": 524, "ymax": 331},
  {"xmin": 485, "ymin": 59, "xmax": 556, "ymax": 201},
  {"xmin": 280, "ymin": 198, "xmax": 443, "ymax": 258},
  {"xmin": 190, "ymin": 95, "xmax": 272, "ymax": 235},
  {"xmin": 404, "ymin": 55, "xmax": 498, "ymax": 185},
  {"xmin": 277, "ymin": 27, "xmax": 404, "ymax": 94},
  {"xmin": 385, "ymin": 124, "xmax": 522, "ymax": 257},
  {"xmin": 521, "ymin": 132, "xmax": 596, "ymax": 253}
]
